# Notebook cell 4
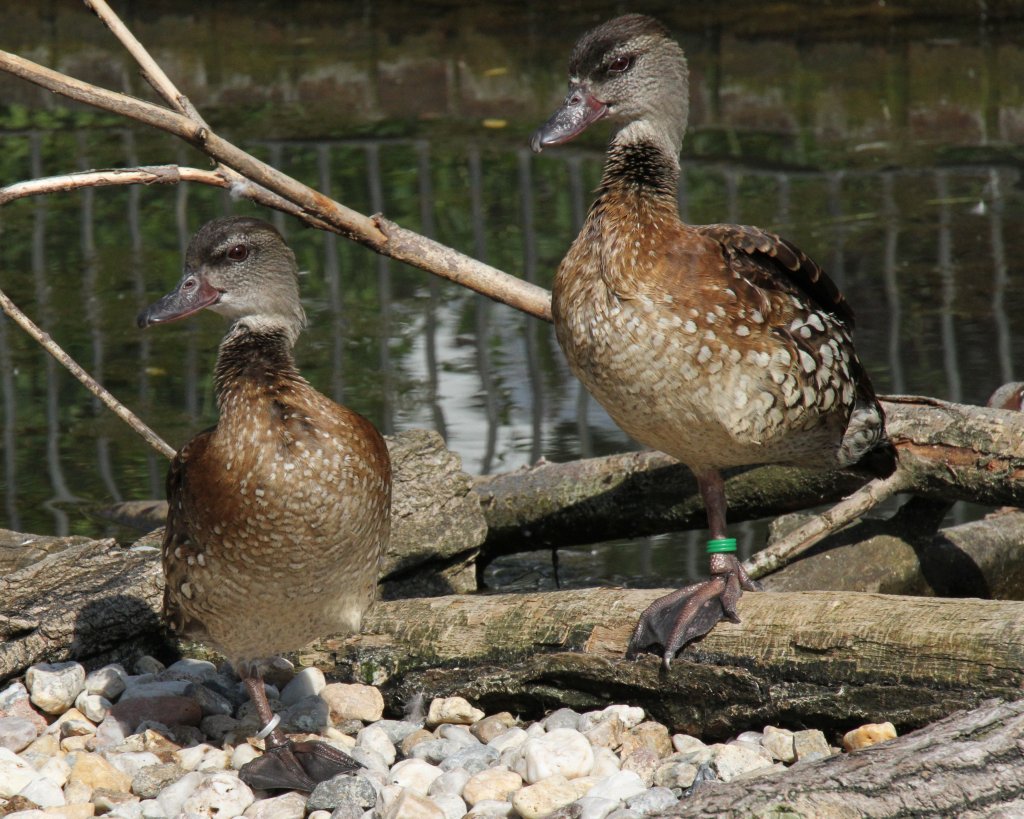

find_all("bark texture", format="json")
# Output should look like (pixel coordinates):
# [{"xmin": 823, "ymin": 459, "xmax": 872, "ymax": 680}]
[
  {"xmin": 666, "ymin": 698, "xmax": 1024, "ymax": 818},
  {"xmin": 315, "ymin": 588, "xmax": 1024, "ymax": 739}
]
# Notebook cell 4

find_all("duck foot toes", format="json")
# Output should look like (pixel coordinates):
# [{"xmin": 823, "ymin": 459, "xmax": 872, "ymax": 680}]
[
  {"xmin": 239, "ymin": 740, "xmax": 358, "ymax": 792},
  {"xmin": 626, "ymin": 579, "xmax": 729, "ymax": 668}
]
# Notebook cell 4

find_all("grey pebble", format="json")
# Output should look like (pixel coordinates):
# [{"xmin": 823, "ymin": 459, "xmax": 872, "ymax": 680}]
[
  {"xmin": 307, "ymin": 773, "xmax": 378, "ymax": 812},
  {"xmin": 625, "ymin": 786, "xmax": 677, "ymax": 815},
  {"xmin": 369, "ymin": 719, "xmax": 422, "ymax": 744},
  {"xmin": 186, "ymin": 682, "xmax": 235, "ymax": 717},
  {"xmin": 132, "ymin": 762, "xmax": 187, "ymax": 798},
  {"xmin": 440, "ymin": 744, "xmax": 499, "ymax": 774},
  {"xmin": 542, "ymin": 708, "xmax": 582, "ymax": 732}
]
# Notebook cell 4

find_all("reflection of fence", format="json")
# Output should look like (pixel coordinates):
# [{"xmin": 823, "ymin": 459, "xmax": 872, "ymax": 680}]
[{"xmin": 2, "ymin": 132, "xmax": 1021, "ymax": 558}]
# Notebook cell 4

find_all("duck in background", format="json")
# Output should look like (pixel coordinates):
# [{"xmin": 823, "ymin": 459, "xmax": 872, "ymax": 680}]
[
  {"xmin": 138, "ymin": 216, "xmax": 391, "ymax": 791},
  {"xmin": 531, "ymin": 14, "xmax": 892, "ymax": 667}
]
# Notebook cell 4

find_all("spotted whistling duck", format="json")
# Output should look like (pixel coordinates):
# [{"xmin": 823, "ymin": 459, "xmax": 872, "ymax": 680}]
[
  {"xmin": 988, "ymin": 382, "xmax": 1024, "ymax": 411},
  {"xmin": 531, "ymin": 15, "xmax": 889, "ymax": 667},
  {"xmin": 138, "ymin": 216, "xmax": 391, "ymax": 791}
]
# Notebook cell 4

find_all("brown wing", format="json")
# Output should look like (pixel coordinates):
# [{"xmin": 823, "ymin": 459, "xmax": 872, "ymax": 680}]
[{"xmin": 697, "ymin": 224, "xmax": 855, "ymax": 329}]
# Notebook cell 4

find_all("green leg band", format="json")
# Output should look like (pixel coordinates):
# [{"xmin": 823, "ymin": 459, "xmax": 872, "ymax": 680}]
[{"xmin": 706, "ymin": 537, "xmax": 737, "ymax": 554}]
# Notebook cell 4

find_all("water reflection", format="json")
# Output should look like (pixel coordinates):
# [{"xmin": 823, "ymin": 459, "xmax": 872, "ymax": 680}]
[{"xmin": 1, "ymin": 4, "xmax": 1023, "ymax": 589}]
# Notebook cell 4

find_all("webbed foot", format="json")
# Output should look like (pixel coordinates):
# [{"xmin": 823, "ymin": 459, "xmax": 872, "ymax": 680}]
[
  {"xmin": 239, "ymin": 738, "xmax": 359, "ymax": 792},
  {"xmin": 626, "ymin": 553, "xmax": 761, "ymax": 669}
]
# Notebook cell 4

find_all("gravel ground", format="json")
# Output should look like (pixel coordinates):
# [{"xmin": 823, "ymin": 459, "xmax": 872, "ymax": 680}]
[{"xmin": 0, "ymin": 657, "xmax": 896, "ymax": 818}]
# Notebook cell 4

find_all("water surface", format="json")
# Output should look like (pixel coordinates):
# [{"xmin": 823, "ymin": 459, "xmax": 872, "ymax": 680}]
[{"xmin": 2, "ymin": 2, "xmax": 1024, "ymax": 588}]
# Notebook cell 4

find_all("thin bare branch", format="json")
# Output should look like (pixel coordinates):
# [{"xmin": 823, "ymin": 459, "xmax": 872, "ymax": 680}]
[
  {"xmin": 0, "ymin": 288, "xmax": 175, "ymax": 460},
  {"xmin": 0, "ymin": 48, "xmax": 554, "ymax": 322},
  {"xmin": 742, "ymin": 469, "xmax": 913, "ymax": 579},
  {"xmin": 0, "ymin": 166, "xmax": 225, "ymax": 205},
  {"xmin": 83, "ymin": 0, "xmax": 207, "ymax": 125}
]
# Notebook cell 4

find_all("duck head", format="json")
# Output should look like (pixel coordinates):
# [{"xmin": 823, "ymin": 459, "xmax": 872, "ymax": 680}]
[
  {"xmin": 530, "ymin": 14, "xmax": 689, "ymax": 157},
  {"xmin": 138, "ymin": 216, "xmax": 307, "ymax": 343}
]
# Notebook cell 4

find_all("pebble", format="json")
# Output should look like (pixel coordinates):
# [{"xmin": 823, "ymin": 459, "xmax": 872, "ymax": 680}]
[
  {"xmin": 513, "ymin": 728, "xmax": 594, "ymax": 783},
  {"xmin": 280, "ymin": 667, "xmax": 327, "ymax": 707},
  {"xmin": 307, "ymin": 774, "xmax": 377, "ymax": 812},
  {"xmin": 842, "ymin": 721, "xmax": 897, "ymax": 751},
  {"xmin": 710, "ymin": 742, "xmax": 773, "ymax": 782},
  {"xmin": 1, "ymin": 659, "xmax": 900, "ymax": 819},
  {"xmin": 462, "ymin": 769, "xmax": 523, "ymax": 805},
  {"xmin": 384, "ymin": 788, "xmax": 445, "ymax": 819},
  {"xmin": 24, "ymin": 662, "xmax": 86, "ymax": 715},
  {"xmin": 792, "ymin": 729, "xmax": 832, "ymax": 762},
  {"xmin": 761, "ymin": 726, "xmax": 796, "ymax": 762},
  {"xmin": 0, "ymin": 716, "xmax": 39, "ymax": 752},
  {"xmin": 426, "ymin": 697, "xmax": 485, "ymax": 728},
  {"xmin": 321, "ymin": 684, "xmax": 385, "ymax": 723}
]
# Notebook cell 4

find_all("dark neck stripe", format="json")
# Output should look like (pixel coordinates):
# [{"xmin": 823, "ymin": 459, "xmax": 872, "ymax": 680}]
[
  {"xmin": 599, "ymin": 139, "xmax": 678, "ymax": 200},
  {"xmin": 215, "ymin": 326, "xmax": 299, "ymax": 394}
]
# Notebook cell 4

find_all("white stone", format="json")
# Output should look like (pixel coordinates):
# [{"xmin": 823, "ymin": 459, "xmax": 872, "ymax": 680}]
[
  {"xmin": 585, "ymin": 770, "xmax": 647, "ymax": 802},
  {"xmin": 430, "ymin": 791, "xmax": 467, "ymax": 819},
  {"xmin": 762, "ymin": 727, "xmax": 796, "ymax": 763},
  {"xmin": 279, "ymin": 667, "xmax": 326, "ymax": 706},
  {"xmin": 574, "ymin": 796, "xmax": 620, "ymax": 819},
  {"xmin": 320, "ymin": 683, "xmax": 385, "ymax": 723},
  {"xmin": 487, "ymin": 727, "xmax": 528, "ymax": 754},
  {"xmin": 625, "ymin": 786, "xmax": 678, "ymax": 815},
  {"xmin": 793, "ymin": 729, "xmax": 831, "ymax": 762},
  {"xmin": 357, "ymin": 724, "xmax": 397, "ymax": 766},
  {"xmin": 139, "ymin": 798, "xmax": 168, "ymax": 818},
  {"xmin": 512, "ymin": 774, "xmax": 580, "ymax": 819},
  {"xmin": 308, "ymin": 812, "xmax": 332, "ymax": 819},
  {"xmin": 590, "ymin": 747, "xmax": 621, "ymax": 779},
  {"xmin": 18, "ymin": 775, "xmax": 66, "ymax": 808},
  {"xmin": 242, "ymin": 789, "xmax": 308, "ymax": 818},
  {"xmin": 174, "ymin": 742, "xmax": 219, "ymax": 771},
  {"xmin": 525, "ymin": 723, "xmax": 546, "ymax": 738},
  {"xmin": 0, "ymin": 747, "xmax": 37, "ymax": 797},
  {"xmin": 25, "ymin": 661, "xmax": 86, "ymax": 715},
  {"xmin": 428, "ymin": 767, "xmax": 472, "ymax": 797},
  {"xmin": 579, "ymin": 706, "xmax": 645, "ymax": 733},
  {"xmin": 465, "ymin": 799, "xmax": 515, "ymax": 818},
  {"xmin": 671, "ymin": 734, "xmax": 706, "ymax": 755},
  {"xmin": 84, "ymin": 665, "xmax": 128, "ymax": 700},
  {"xmin": 514, "ymin": 728, "xmax": 594, "ymax": 784},
  {"xmin": 36, "ymin": 755, "xmax": 70, "ymax": 788},
  {"xmin": 383, "ymin": 788, "xmax": 445, "ymax": 819},
  {"xmin": 391, "ymin": 758, "xmax": 445, "ymax": 794},
  {"xmin": 462, "ymin": 768, "xmax": 523, "ymax": 806},
  {"xmin": 155, "ymin": 770, "xmax": 206, "ymax": 817},
  {"xmin": 710, "ymin": 743, "xmax": 773, "ymax": 782},
  {"xmin": 426, "ymin": 697, "xmax": 484, "ymax": 727},
  {"xmin": 104, "ymin": 751, "xmax": 163, "ymax": 779},
  {"xmin": 74, "ymin": 691, "xmax": 112, "ymax": 723},
  {"xmin": 231, "ymin": 743, "xmax": 262, "ymax": 769},
  {"xmin": 181, "ymin": 771, "xmax": 254, "ymax": 816}
]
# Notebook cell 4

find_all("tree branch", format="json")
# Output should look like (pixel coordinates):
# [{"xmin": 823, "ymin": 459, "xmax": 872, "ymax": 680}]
[
  {"xmin": 0, "ymin": 288, "xmax": 175, "ymax": 460},
  {"xmin": 0, "ymin": 45, "xmax": 552, "ymax": 322}
]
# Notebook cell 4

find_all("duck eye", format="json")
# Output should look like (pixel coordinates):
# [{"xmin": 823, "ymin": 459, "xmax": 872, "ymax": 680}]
[
  {"xmin": 608, "ymin": 55, "xmax": 633, "ymax": 73},
  {"xmin": 226, "ymin": 244, "xmax": 249, "ymax": 262}
]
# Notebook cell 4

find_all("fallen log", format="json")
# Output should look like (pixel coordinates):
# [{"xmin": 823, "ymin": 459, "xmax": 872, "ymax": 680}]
[
  {"xmin": 477, "ymin": 396, "xmax": 1024, "ymax": 568},
  {"xmin": 321, "ymin": 587, "xmax": 1024, "ymax": 739},
  {"xmin": 766, "ymin": 504, "xmax": 1024, "ymax": 599},
  {"xmin": 6, "ymin": 536, "xmax": 1024, "ymax": 738},
  {"xmin": 667, "ymin": 698, "xmax": 1024, "ymax": 818}
]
